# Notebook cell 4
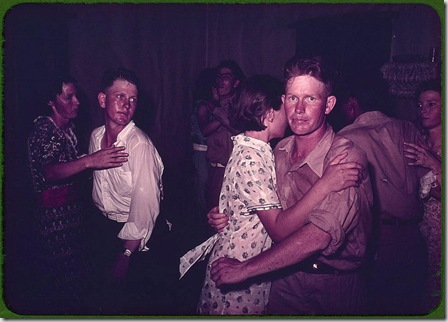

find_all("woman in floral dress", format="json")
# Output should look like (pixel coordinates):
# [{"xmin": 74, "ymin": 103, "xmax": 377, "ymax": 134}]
[
  {"xmin": 27, "ymin": 75, "xmax": 128, "ymax": 312},
  {"xmin": 404, "ymin": 79, "xmax": 442, "ymax": 313},
  {"xmin": 180, "ymin": 75, "xmax": 363, "ymax": 315}
]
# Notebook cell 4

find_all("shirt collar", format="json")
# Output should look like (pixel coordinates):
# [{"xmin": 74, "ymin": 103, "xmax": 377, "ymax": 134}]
[
  {"xmin": 277, "ymin": 124, "xmax": 334, "ymax": 177},
  {"xmin": 115, "ymin": 120, "xmax": 136, "ymax": 146},
  {"xmin": 93, "ymin": 120, "xmax": 136, "ymax": 146}
]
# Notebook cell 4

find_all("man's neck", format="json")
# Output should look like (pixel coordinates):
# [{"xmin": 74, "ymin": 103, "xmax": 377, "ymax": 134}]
[
  {"xmin": 426, "ymin": 125, "xmax": 442, "ymax": 151},
  {"xmin": 292, "ymin": 125, "xmax": 327, "ymax": 163},
  {"xmin": 218, "ymin": 93, "xmax": 235, "ymax": 107},
  {"xmin": 102, "ymin": 121, "xmax": 128, "ymax": 148}
]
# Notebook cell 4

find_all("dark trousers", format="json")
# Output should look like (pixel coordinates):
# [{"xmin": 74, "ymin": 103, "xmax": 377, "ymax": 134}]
[
  {"xmin": 205, "ymin": 165, "xmax": 225, "ymax": 212},
  {"xmin": 86, "ymin": 205, "xmax": 180, "ymax": 315},
  {"xmin": 365, "ymin": 224, "xmax": 427, "ymax": 315}
]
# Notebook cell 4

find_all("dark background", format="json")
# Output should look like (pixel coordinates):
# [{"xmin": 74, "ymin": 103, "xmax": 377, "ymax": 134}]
[{"xmin": 2, "ymin": 1, "xmax": 442, "ymax": 316}]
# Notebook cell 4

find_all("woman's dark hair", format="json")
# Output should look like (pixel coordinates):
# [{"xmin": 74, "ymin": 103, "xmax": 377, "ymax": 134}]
[
  {"xmin": 231, "ymin": 74, "xmax": 284, "ymax": 132},
  {"xmin": 45, "ymin": 75, "xmax": 78, "ymax": 103},
  {"xmin": 416, "ymin": 78, "xmax": 441, "ymax": 98},
  {"xmin": 101, "ymin": 67, "xmax": 141, "ymax": 92},
  {"xmin": 283, "ymin": 55, "xmax": 338, "ymax": 97}
]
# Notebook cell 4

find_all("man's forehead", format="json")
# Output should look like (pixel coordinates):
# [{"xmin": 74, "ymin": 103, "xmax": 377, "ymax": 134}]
[
  {"xmin": 286, "ymin": 76, "xmax": 325, "ymax": 91},
  {"xmin": 218, "ymin": 67, "xmax": 233, "ymax": 75}
]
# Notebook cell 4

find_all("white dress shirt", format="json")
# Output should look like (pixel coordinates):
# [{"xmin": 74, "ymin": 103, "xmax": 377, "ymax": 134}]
[{"xmin": 89, "ymin": 120, "xmax": 164, "ymax": 251}]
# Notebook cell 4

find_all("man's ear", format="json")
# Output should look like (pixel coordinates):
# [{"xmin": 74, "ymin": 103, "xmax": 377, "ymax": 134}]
[
  {"xmin": 98, "ymin": 92, "xmax": 106, "ymax": 108},
  {"xmin": 48, "ymin": 100, "xmax": 55, "ymax": 108},
  {"xmin": 233, "ymin": 80, "xmax": 240, "ymax": 89},
  {"xmin": 281, "ymin": 94, "xmax": 286, "ymax": 104},
  {"xmin": 325, "ymin": 95, "xmax": 337, "ymax": 115}
]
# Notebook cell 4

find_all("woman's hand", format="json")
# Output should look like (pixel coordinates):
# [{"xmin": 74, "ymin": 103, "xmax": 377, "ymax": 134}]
[
  {"xmin": 319, "ymin": 152, "xmax": 364, "ymax": 194},
  {"xmin": 207, "ymin": 206, "xmax": 229, "ymax": 233},
  {"xmin": 404, "ymin": 142, "xmax": 441, "ymax": 172},
  {"xmin": 87, "ymin": 146, "xmax": 129, "ymax": 169}
]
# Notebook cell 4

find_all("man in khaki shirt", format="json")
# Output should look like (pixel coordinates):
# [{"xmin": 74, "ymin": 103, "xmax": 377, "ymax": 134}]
[
  {"xmin": 337, "ymin": 79, "xmax": 428, "ymax": 315},
  {"xmin": 210, "ymin": 55, "xmax": 373, "ymax": 315}
]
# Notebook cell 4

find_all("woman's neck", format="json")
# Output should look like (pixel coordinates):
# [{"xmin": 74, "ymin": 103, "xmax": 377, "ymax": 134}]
[
  {"xmin": 245, "ymin": 130, "xmax": 269, "ymax": 143},
  {"xmin": 426, "ymin": 125, "xmax": 442, "ymax": 152},
  {"xmin": 50, "ymin": 114, "xmax": 69, "ymax": 130}
]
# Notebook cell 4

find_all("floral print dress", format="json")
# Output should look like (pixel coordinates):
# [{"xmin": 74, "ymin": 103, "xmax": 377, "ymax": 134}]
[
  {"xmin": 180, "ymin": 134, "xmax": 282, "ymax": 315},
  {"xmin": 418, "ymin": 146, "xmax": 442, "ymax": 312},
  {"xmin": 27, "ymin": 116, "xmax": 91, "ymax": 306}
]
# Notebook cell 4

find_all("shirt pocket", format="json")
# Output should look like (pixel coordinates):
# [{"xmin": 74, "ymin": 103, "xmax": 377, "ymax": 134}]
[{"xmin": 110, "ymin": 169, "xmax": 133, "ymax": 197}]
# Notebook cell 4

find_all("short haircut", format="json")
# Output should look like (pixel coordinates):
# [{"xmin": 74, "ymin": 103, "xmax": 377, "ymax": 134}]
[
  {"xmin": 337, "ymin": 74, "xmax": 392, "ymax": 114},
  {"xmin": 283, "ymin": 55, "xmax": 338, "ymax": 97},
  {"xmin": 101, "ymin": 67, "xmax": 141, "ymax": 93},
  {"xmin": 231, "ymin": 74, "xmax": 284, "ymax": 132},
  {"xmin": 46, "ymin": 75, "xmax": 77, "ymax": 103},
  {"xmin": 416, "ymin": 78, "xmax": 441, "ymax": 97},
  {"xmin": 216, "ymin": 59, "xmax": 246, "ymax": 83}
]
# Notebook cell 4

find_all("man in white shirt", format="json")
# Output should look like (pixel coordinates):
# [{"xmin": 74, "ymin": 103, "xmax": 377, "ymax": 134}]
[{"xmin": 89, "ymin": 67, "xmax": 164, "ymax": 313}]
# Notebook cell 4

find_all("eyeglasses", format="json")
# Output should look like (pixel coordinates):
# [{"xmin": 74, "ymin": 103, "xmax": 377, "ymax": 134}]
[{"xmin": 216, "ymin": 73, "xmax": 234, "ymax": 82}]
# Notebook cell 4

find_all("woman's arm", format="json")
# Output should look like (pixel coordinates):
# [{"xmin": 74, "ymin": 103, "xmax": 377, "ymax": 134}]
[
  {"xmin": 43, "ymin": 146, "xmax": 128, "ymax": 182},
  {"xmin": 258, "ymin": 153, "xmax": 363, "ymax": 242}
]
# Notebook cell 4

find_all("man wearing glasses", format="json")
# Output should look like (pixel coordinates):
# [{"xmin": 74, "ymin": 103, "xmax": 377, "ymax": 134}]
[{"xmin": 197, "ymin": 60, "xmax": 245, "ymax": 213}]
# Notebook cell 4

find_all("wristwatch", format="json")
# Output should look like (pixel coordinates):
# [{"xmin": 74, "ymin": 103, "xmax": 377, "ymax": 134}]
[{"xmin": 122, "ymin": 248, "xmax": 132, "ymax": 257}]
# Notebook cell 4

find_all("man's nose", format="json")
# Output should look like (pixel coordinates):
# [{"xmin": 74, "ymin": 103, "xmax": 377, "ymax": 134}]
[
  {"xmin": 123, "ymin": 99, "xmax": 131, "ymax": 109},
  {"xmin": 295, "ymin": 101, "xmax": 305, "ymax": 114}
]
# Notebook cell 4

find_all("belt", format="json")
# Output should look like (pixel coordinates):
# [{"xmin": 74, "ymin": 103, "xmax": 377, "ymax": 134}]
[
  {"xmin": 381, "ymin": 217, "xmax": 420, "ymax": 226},
  {"xmin": 192, "ymin": 143, "xmax": 207, "ymax": 152},
  {"xmin": 295, "ymin": 257, "xmax": 356, "ymax": 275},
  {"xmin": 210, "ymin": 162, "xmax": 226, "ymax": 168}
]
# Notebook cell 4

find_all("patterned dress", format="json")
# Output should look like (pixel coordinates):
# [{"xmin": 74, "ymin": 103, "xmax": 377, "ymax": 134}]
[
  {"xmin": 27, "ymin": 116, "xmax": 90, "ymax": 308},
  {"xmin": 180, "ymin": 134, "xmax": 282, "ymax": 315},
  {"xmin": 418, "ymin": 146, "xmax": 442, "ymax": 313}
]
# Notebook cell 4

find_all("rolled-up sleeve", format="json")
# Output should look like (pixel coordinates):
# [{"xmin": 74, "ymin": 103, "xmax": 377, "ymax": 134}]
[
  {"xmin": 308, "ymin": 141, "xmax": 370, "ymax": 257},
  {"xmin": 117, "ymin": 139, "xmax": 164, "ymax": 250},
  {"xmin": 307, "ymin": 187, "xmax": 360, "ymax": 256}
]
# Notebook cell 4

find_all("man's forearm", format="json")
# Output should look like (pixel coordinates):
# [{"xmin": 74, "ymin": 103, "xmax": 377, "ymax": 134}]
[{"xmin": 243, "ymin": 223, "xmax": 331, "ymax": 279}]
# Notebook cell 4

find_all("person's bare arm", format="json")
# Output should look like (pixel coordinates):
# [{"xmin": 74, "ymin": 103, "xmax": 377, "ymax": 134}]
[
  {"xmin": 258, "ymin": 153, "xmax": 362, "ymax": 242},
  {"xmin": 43, "ymin": 146, "xmax": 128, "ymax": 182},
  {"xmin": 197, "ymin": 101, "xmax": 222, "ymax": 137},
  {"xmin": 207, "ymin": 153, "xmax": 363, "ymax": 241},
  {"xmin": 210, "ymin": 223, "xmax": 331, "ymax": 287}
]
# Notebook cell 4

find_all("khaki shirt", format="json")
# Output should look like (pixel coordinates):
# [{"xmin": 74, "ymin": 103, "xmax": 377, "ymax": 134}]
[
  {"xmin": 338, "ymin": 111, "xmax": 426, "ymax": 221},
  {"xmin": 274, "ymin": 125, "xmax": 373, "ymax": 270}
]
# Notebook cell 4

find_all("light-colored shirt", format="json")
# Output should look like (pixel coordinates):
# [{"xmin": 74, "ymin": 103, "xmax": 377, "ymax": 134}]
[
  {"xmin": 274, "ymin": 125, "xmax": 373, "ymax": 270},
  {"xmin": 89, "ymin": 120, "xmax": 164, "ymax": 251},
  {"xmin": 338, "ymin": 111, "xmax": 426, "ymax": 221}
]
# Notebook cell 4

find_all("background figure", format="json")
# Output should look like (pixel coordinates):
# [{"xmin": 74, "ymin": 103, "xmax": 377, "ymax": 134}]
[
  {"xmin": 190, "ymin": 67, "xmax": 217, "ymax": 219},
  {"xmin": 202, "ymin": 60, "xmax": 245, "ymax": 212},
  {"xmin": 88, "ymin": 67, "xmax": 164, "ymax": 314},
  {"xmin": 27, "ymin": 75, "xmax": 128, "ymax": 314},
  {"xmin": 337, "ymin": 76, "xmax": 429, "ymax": 315},
  {"xmin": 404, "ymin": 79, "xmax": 442, "ymax": 313}
]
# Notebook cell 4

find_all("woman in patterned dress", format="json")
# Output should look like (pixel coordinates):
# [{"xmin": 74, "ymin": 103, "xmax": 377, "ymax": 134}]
[
  {"xmin": 404, "ymin": 79, "xmax": 442, "ymax": 313},
  {"xmin": 180, "ymin": 75, "xmax": 364, "ymax": 315},
  {"xmin": 27, "ymin": 75, "xmax": 128, "ymax": 312}
]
